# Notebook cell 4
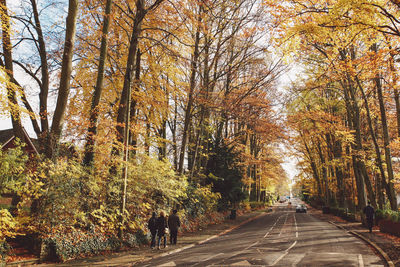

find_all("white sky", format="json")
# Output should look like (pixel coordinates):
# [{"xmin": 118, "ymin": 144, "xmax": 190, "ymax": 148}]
[{"xmin": 0, "ymin": 0, "xmax": 301, "ymax": 184}]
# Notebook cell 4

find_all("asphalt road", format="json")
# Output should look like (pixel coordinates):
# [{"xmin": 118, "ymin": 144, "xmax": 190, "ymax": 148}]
[{"xmin": 137, "ymin": 200, "xmax": 385, "ymax": 267}]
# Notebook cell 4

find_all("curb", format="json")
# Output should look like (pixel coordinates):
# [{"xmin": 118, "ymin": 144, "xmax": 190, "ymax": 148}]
[
  {"xmin": 350, "ymin": 231, "xmax": 394, "ymax": 267},
  {"xmin": 5, "ymin": 258, "xmax": 40, "ymax": 266},
  {"xmin": 329, "ymin": 221, "xmax": 394, "ymax": 267}
]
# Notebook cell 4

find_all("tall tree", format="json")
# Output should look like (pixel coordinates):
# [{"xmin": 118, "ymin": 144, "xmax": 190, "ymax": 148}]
[
  {"xmin": 46, "ymin": 0, "xmax": 79, "ymax": 158},
  {"xmin": 83, "ymin": 0, "xmax": 113, "ymax": 166},
  {"xmin": 0, "ymin": 0, "xmax": 24, "ymax": 140}
]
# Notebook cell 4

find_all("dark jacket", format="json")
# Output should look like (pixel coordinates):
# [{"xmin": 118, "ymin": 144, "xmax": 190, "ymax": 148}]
[
  {"xmin": 168, "ymin": 213, "xmax": 181, "ymax": 231},
  {"xmin": 156, "ymin": 215, "xmax": 167, "ymax": 235},
  {"xmin": 363, "ymin": 205, "xmax": 374, "ymax": 220},
  {"xmin": 148, "ymin": 215, "xmax": 157, "ymax": 234}
]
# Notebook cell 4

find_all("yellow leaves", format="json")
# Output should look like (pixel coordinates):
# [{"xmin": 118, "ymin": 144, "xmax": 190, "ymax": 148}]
[
  {"xmin": 335, "ymin": 130, "xmax": 355, "ymax": 145},
  {"xmin": 0, "ymin": 209, "xmax": 18, "ymax": 241}
]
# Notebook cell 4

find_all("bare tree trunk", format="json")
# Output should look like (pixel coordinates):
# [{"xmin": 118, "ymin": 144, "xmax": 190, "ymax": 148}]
[
  {"xmin": 190, "ymin": 36, "xmax": 210, "ymax": 178},
  {"xmin": 83, "ymin": 0, "xmax": 113, "ymax": 166},
  {"xmin": 301, "ymin": 133, "xmax": 322, "ymax": 200},
  {"xmin": 178, "ymin": 8, "xmax": 202, "ymax": 175},
  {"xmin": 47, "ymin": 0, "xmax": 79, "ymax": 159},
  {"xmin": 355, "ymin": 77, "xmax": 386, "ymax": 208},
  {"xmin": 158, "ymin": 119, "xmax": 167, "ymax": 160},
  {"xmin": 115, "ymin": 0, "xmax": 163, "ymax": 150},
  {"xmin": 389, "ymin": 51, "xmax": 400, "ymax": 137},
  {"xmin": 375, "ymin": 71, "xmax": 398, "ymax": 210},
  {"xmin": 0, "ymin": 0, "xmax": 24, "ymax": 140},
  {"xmin": 30, "ymin": 0, "xmax": 50, "ymax": 140},
  {"xmin": 115, "ymin": 2, "xmax": 144, "ymax": 148},
  {"xmin": 327, "ymin": 134, "xmax": 345, "ymax": 208},
  {"xmin": 144, "ymin": 113, "xmax": 151, "ymax": 155},
  {"xmin": 129, "ymin": 49, "xmax": 141, "ymax": 158},
  {"xmin": 316, "ymin": 141, "xmax": 329, "ymax": 205},
  {"xmin": 171, "ymin": 94, "xmax": 178, "ymax": 169},
  {"xmin": 341, "ymin": 75, "xmax": 367, "ymax": 211}
]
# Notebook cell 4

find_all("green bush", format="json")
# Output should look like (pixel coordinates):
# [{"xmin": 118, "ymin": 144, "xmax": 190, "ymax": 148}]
[
  {"xmin": 390, "ymin": 211, "xmax": 400, "ymax": 223},
  {"xmin": 376, "ymin": 209, "xmax": 400, "ymax": 223},
  {"xmin": 40, "ymin": 227, "xmax": 130, "ymax": 262},
  {"xmin": 31, "ymin": 159, "xmax": 88, "ymax": 233},
  {"xmin": 181, "ymin": 184, "xmax": 220, "ymax": 218},
  {"xmin": 0, "ymin": 141, "xmax": 29, "ymax": 196},
  {"xmin": 375, "ymin": 209, "xmax": 384, "ymax": 224}
]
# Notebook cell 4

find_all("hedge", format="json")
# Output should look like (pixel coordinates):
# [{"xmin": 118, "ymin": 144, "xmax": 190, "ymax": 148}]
[{"xmin": 40, "ymin": 227, "xmax": 148, "ymax": 262}]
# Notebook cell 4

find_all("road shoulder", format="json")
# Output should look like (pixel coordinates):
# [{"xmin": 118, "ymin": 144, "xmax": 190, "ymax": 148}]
[{"xmin": 308, "ymin": 206, "xmax": 399, "ymax": 267}]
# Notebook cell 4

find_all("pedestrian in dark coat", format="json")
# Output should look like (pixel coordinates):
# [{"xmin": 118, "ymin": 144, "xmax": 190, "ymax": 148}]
[
  {"xmin": 148, "ymin": 212, "xmax": 157, "ymax": 248},
  {"xmin": 363, "ymin": 201, "xmax": 375, "ymax": 233},
  {"xmin": 168, "ymin": 209, "xmax": 181, "ymax": 245},
  {"xmin": 156, "ymin": 211, "xmax": 168, "ymax": 249}
]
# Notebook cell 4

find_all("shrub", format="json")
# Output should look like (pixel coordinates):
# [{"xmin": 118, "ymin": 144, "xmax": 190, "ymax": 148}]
[
  {"xmin": 249, "ymin": 202, "xmax": 267, "ymax": 210},
  {"xmin": 374, "ymin": 209, "xmax": 400, "ymax": 223},
  {"xmin": 375, "ymin": 209, "xmax": 384, "ymax": 224},
  {"xmin": 181, "ymin": 184, "xmax": 220, "ymax": 218},
  {"xmin": 322, "ymin": 206, "xmax": 330, "ymax": 214},
  {"xmin": 0, "ymin": 209, "xmax": 18, "ymax": 261},
  {"xmin": 391, "ymin": 212, "xmax": 400, "ymax": 223},
  {"xmin": 0, "ymin": 142, "xmax": 29, "ymax": 196},
  {"xmin": 0, "ymin": 241, "xmax": 11, "ymax": 262},
  {"xmin": 240, "ymin": 201, "xmax": 251, "ymax": 211},
  {"xmin": 30, "ymin": 159, "xmax": 88, "ymax": 233},
  {"xmin": 180, "ymin": 211, "xmax": 226, "ymax": 233},
  {"xmin": 40, "ymin": 227, "xmax": 128, "ymax": 262}
]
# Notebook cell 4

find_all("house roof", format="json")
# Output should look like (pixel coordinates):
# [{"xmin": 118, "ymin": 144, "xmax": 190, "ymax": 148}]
[
  {"xmin": 0, "ymin": 128, "xmax": 39, "ymax": 154},
  {"xmin": 0, "ymin": 128, "xmax": 15, "ymax": 146}
]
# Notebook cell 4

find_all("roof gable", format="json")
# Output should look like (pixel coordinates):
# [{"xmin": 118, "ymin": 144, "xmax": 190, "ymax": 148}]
[
  {"xmin": 0, "ymin": 128, "xmax": 38, "ymax": 154},
  {"xmin": 0, "ymin": 129, "xmax": 15, "ymax": 145}
]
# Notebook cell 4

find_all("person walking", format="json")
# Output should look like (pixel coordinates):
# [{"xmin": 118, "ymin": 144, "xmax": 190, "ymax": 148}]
[
  {"xmin": 156, "ymin": 211, "xmax": 168, "ymax": 249},
  {"xmin": 168, "ymin": 209, "xmax": 181, "ymax": 245},
  {"xmin": 363, "ymin": 201, "xmax": 375, "ymax": 233},
  {"xmin": 147, "ymin": 212, "xmax": 157, "ymax": 249}
]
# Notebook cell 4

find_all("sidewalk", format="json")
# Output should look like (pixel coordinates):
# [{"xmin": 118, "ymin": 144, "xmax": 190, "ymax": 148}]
[
  {"xmin": 309, "ymin": 206, "xmax": 400, "ymax": 267},
  {"xmin": 32, "ymin": 210, "xmax": 267, "ymax": 267}
]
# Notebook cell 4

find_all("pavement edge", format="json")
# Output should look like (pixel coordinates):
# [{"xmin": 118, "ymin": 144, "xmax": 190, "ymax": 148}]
[{"xmin": 329, "ymin": 221, "xmax": 394, "ymax": 267}]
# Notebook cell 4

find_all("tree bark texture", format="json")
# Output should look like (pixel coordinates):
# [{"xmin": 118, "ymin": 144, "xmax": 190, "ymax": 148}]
[
  {"xmin": 83, "ymin": 0, "xmax": 113, "ymax": 166},
  {"xmin": 1, "ymin": 0, "xmax": 24, "ymax": 141},
  {"xmin": 178, "ymin": 8, "xmax": 202, "ymax": 175},
  {"xmin": 47, "ymin": 0, "xmax": 79, "ymax": 158}
]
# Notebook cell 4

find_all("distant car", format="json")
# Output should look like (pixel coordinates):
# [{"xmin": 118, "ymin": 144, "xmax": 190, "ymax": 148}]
[{"xmin": 296, "ymin": 204, "xmax": 307, "ymax": 213}]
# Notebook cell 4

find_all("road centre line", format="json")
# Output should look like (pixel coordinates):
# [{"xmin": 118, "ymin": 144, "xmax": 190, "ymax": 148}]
[
  {"xmin": 192, "ymin": 253, "xmax": 224, "ymax": 266},
  {"xmin": 221, "ymin": 241, "xmax": 259, "ymax": 262},
  {"xmin": 278, "ymin": 213, "xmax": 289, "ymax": 237},
  {"xmin": 358, "ymin": 254, "xmax": 364, "ymax": 267},
  {"xmin": 245, "ymin": 241, "xmax": 259, "ymax": 250},
  {"xmin": 271, "ymin": 241, "xmax": 297, "ymax": 266},
  {"xmin": 286, "ymin": 240, "xmax": 297, "ymax": 251},
  {"xmin": 271, "ymin": 252, "xmax": 288, "ymax": 266},
  {"xmin": 293, "ymin": 214, "xmax": 298, "ymax": 238},
  {"xmin": 264, "ymin": 214, "xmax": 285, "ymax": 238}
]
